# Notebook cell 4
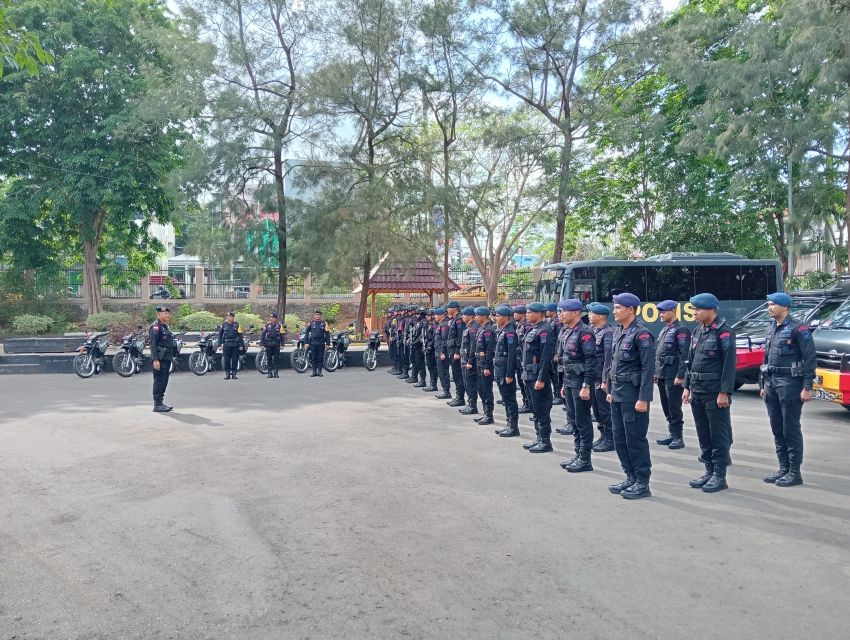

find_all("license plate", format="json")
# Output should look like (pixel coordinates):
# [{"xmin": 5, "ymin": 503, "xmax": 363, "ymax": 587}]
[{"xmin": 813, "ymin": 389, "xmax": 835, "ymax": 401}]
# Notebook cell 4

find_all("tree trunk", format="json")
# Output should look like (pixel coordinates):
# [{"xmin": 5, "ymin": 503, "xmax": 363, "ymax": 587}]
[
  {"xmin": 357, "ymin": 252, "xmax": 372, "ymax": 339},
  {"xmin": 552, "ymin": 134, "xmax": 572, "ymax": 264},
  {"xmin": 845, "ymin": 159, "xmax": 850, "ymax": 273},
  {"xmin": 273, "ymin": 142, "xmax": 288, "ymax": 318},
  {"xmin": 487, "ymin": 264, "xmax": 500, "ymax": 307},
  {"xmin": 442, "ymin": 140, "xmax": 451, "ymax": 302},
  {"xmin": 81, "ymin": 239, "xmax": 103, "ymax": 316}
]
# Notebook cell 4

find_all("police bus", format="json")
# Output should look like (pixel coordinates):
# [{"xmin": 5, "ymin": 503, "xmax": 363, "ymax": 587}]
[{"xmin": 534, "ymin": 253, "xmax": 783, "ymax": 331}]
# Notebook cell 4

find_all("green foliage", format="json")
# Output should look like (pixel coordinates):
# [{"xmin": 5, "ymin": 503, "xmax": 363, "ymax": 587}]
[
  {"xmin": 235, "ymin": 312, "xmax": 263, "ymax": 333},
  {"xmin": 176, "ymin": 303, "xmax": 197, "ymax": 319},
  {"xmin": 177, "ymin": 311, "xmax": 221, "ymax": 331},
  {"xmin": 374, "ymin": 294, "xmax": 394, "ymax": 318},
  {"xmin": 320, "ymin": 303, "xmax": 341, "ymax": 325},
  {"xmin": 0, "ymin": 0, "xmax": 52, "ymax": 77},
  {"xmin": 141, "ymin": 304, "xmax": 158, "ymax": 325},
  {"xmin": 282, "ymin": 314, "xmax": 303, "ymax": 333},
  {"xmin": 85, "ymin": 312, "xmax": 131, "ymax": 331},
  {"xmin": 785, "ymin": 271, "xmax": 836, "ymax": 291},
  {"xmin": 11, "ymin": 314, "xmax": 54, "ymax": 335}
]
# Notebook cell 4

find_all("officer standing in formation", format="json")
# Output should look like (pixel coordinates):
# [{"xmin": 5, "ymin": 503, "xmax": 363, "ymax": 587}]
[
  {"xmin": 606, "ymin": 293, "xmax": 655, "ymax": 500},
  {"xmin": 683, "ymin": 293, "xmax": 737, "ymax": 492},
  {"xmin": 261, "ymin": 312, "xmax": 284, "ymax": 378},
  {"xmin": 474, "ymin": 307, "xmax": 497, "ymax": 425},
  {"xmin": 493, "ymin": 305, "xmax": 520, "ymax": 437},
  {"xmin": 423, "ymin": 308, "xmax": 439, "ymax": 391},
  {"xmin": 306, "ymin": 309, "xmax": 330, "ymax": 377},
  {"xmin": 385, "ymin": 307, "xmax": 398, "ymax": 374},
  {"xmin": 434, "ymin": 307, "xmax": 452, "ymax": 399},
  {"xmin": 654, "ymin": 300, "xmax": 691, "ymax": 449},
  {"xmin": 445, "ymin": 301, "xmax": 466, "ymax": 407},
  {"xmin": 760, "ymin": 292, "xmax": 816, "ymax": 487},
  {"xmin": 513, "ymin": 305, "xmax": 533, "ymax": 414},
  {"xmin": 149, "ymin": 305, "xmax": 175, "ymax": 412},
  {"xmin": 557, "ymin": 299, "xmax": 597, "ymax": 472},
  {"xmin": 219, "ymin": 311, "xmax": 245, "ymax": 380},
  {"xmin": 587, "ymin": 303, "xmax": 614, "ymax": 452},
  {"xmin": 546, "ymin": 302, "xmax": 564, "ymax": 407},
  {"xmin": 459, "ymin": 307, "xmax": 480, "ymax": 415},
  {"xmin": 407, "ymin": 308, "xmax": 427, "ymax": 387},
  {"xmin": 521, "ymin": 302, "xmax": 556, "ymax": 453}
]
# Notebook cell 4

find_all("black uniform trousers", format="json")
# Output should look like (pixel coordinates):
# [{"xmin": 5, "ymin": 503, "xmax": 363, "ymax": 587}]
[
  {"xmin": 529, "ymin": 380, "xmax": 553, "ymax": 441},
  {"xmin": 517, "ymin": 373, "xmax": 531, "ymax": 408},
  {"xmin": 152, "ymin": 361, "xmax": 171, "ymax": 402},
  {"xmin": 411, "ymin": 345, "xmax": 425, "ymax": 382},
  {"xmin": 400, "ymin": 343, "xmax": 409, "ymax": 374},
  {"xmin": 478, "ymin": 368, "xmax": 494, "ymax": 412},
  {"xmin": 611, "ymin": 401, "xmax": 652, "ymax": 482},
  {"xmin": 764, "ymin": 378, "xmax": 804, "ymax": 468},
  {"xmin": 309, "ymin": 343, "xmax": 325, "ymax": 371},
  {"xmin": 437, "ymin": 356, "xmax": 451, "ymax": 393},
  {"xmin": 565, "ymin": 382, "xmax": 593, "ymax": 457},
  {"xmin": 451, "ymin": 356, "xmax": 465, "ymax": 400},
  {"xmin": 657, "ymin": 378, "xmax": 684, "ymax": 438},
  {"xmin": 689, "ymin": 392, "xmax": 733, "ymax": 467},
  {"xmin": 223, "ymin": 346, "xmax": 240, "ymax": 373},
  {"xmin": 496, "ymin": 374, "xmax": 518, "ymax": 420},
  {"xmin": 425, "ymin": 349, "xmax": 438, "ymax": 386},
  {"xmin": 562, "ymin": 380, "xmax": 575, "ymax": 428},
  {"xmin": 591, "ymin": 384, "xmax": 611, "ymax": 435},
  {"xmin": 464, "ymin": 366, "xmax": 479, "ymax": 407},
  {"xmin": 266, "ymin": 345, "xmax": 280, "ymax": 372},
  {"xmin": 389, "ymin": 340, "xmax": 398, "ymax": 369}
]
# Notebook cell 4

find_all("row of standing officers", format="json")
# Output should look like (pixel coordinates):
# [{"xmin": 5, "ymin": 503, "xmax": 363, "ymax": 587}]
[{"xmin": 384, "ymin": 290, "xmax": 816, "ymax": 500}]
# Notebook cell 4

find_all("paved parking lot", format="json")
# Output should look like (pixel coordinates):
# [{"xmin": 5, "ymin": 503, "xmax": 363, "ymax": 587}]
[{"xmin": 1, "ymin": 370, "xmax": 849, "ymax": 639}]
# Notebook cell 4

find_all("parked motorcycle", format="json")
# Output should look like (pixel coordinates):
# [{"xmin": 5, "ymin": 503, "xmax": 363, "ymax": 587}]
[
  {"xmin": 113, "ymin": 328, "xmax": 146, "ymax": 377},
  {"xmin": 188, "ymin": 330, "xmax": 219, "ymax": 376},
  {"xmin": 73, "ymin": 331, "xmax": 109, "ymax": 378},
  {"xmin": 324, "ymin": 328, "xmax": 353, "ymax": 372},
  {"xmin": 290, "ymin": 327, "xmax": 311, "ymax": 374},
  {"xmin": 363, "ymin": 330, "xmax": 381, "ymax": 371}
]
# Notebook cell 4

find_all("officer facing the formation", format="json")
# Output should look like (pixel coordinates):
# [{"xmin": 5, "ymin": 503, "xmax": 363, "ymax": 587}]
[
  {"xmin": 433, "ymin": 307, "xmax": 452, "ymax": 399},
  {"xmin": 546, "ymin": 302, "xmax": 564, "ymax": 406},
  {"xmin": 587, "ymin": 303, "xmax": 614, "ymax": 453},
  {"xmin": 261, "ymin": 312, "xmax": 284, "ymax": 378},
  {"xmin": 606, "ymin": 293, "xmax": 655, "ymax": 500},
  {"xmin": 408, "ymin": 308, "xmax": 427, "ymax": 387},
  {"xmin": 557, "ymin": 299, "xmax": 597, "ymax": 473},
  {"xmin": 760, "ymin": 292, "xmax": 816, "ymax": 487},
  {"xmin": 423, "ymin": 308, "xmax": 439, "ymax": 391},
  {"xmin": 513, "ymin": 305, "xmax": 533, "ymax": 414},
  {"xmin": 446, "ymin": 300, "xmax": 466, "ymax": 407},
  {"xmin": 474, "ymin": 307, "xmax": 497, "ymax": 426},
  {"xmin": 306, "ymin": 309, "xmax": 330, "ymax": 377},
  {"xmin": 521, "ymin": 302, "xmax": 556, "ymax": 453},
  {"xmin": 149, "ymin": 305, "xmax": 175, "ymax": 412},
  {"xmin": 459, "ymin": 307, "xmax": 480, "ymax": 415},
  {"xmin": 654, "ymin": 300, "xmax": 691, "ymax": 449},
  {"xmin": 493, "ymin": 305, "xmax": 520, "ymax": 437},
  {"xmin": 219, "ymin": 311, "xmax": 245, "ymax": 380},
  {"xmin": 683, "ymin": 293, "xmax": 737, "ymax": 493}
]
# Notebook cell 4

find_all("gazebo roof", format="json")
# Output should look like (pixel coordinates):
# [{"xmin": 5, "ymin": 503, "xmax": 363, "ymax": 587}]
[{"xmin": 365, "ymin": 260, "xmax": 460, "ymax": 293}]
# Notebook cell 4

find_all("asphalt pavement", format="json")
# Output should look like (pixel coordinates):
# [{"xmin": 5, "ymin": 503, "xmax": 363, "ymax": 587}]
[{"xmin": 1, "ymin": 369, "xmax": 848, "ymax": 639}]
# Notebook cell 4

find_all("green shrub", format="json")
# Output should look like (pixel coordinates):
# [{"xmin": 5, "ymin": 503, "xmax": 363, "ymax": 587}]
[
  {"xmin": 282, "ymin": 313, "xmax": 303, "ymax": 333},
  {"xmin": 374, "ymin": 294, "xmax": 394, "ymax": 318},
  {"xmin": 177, "ymin": 311, "xmax": 221, "ymax": 331},
  {"xmin": 235, "ymin": 312, "xmax": 263, "ymax": 333},
  {"xmin": 321, "ymin": 302, "xmax": 341, "ymax": 324},
  {"xmin": 85, "ymin": 311, "xmax": 131, "ymax": 331},
  {"xmin": 11, "ymin": 314, "xmax": 54, "ymax": 335},
  {"xmin": 785, "ymin": 271, "xmax": 836, "ymax": 291},
  {"xmin": 141, "ymin": 304, "xmax": 157, "ymax": 324},
  {"xmin": 177, "ymin": 303, "xmax": 197, "ymax": 319}
]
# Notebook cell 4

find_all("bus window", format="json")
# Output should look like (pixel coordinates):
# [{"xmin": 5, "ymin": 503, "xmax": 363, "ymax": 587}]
[
  {"xmin": 537, "ymin": 269, "xmax": 565, "ymax": 302},
  {"xmin": 646, "ymin": 266, "xmax": 695, "ymax": 302},
  {"xmin": 741, "ymin": 265, "xmax": 777, "ymax": 298},
  {"xmin": 598, "ymin": 266, "xmax": 647, "ymax": 302},
  {"xmin": 694, "ymin": 265, "xmax": 742, "ymax": 300}
]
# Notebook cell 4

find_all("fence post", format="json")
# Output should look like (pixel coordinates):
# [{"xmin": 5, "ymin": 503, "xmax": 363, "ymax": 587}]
[
  {"xmin": 304, "ymin": 270, "xmax": 313, "ymax": 303},
  {"xmin": 193, "ymin": 266, "xmax": 204, "ymax": 303},
  {"xmin": 141, "ymin": 275, "xmax": 151, "ymax": 302}
]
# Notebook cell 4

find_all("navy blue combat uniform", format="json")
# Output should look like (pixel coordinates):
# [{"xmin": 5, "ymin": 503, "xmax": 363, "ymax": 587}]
[
  {"xmin": 588, "ymin": 304, "xmax": 614, "ymax": 452},
  {"xmin": 559, "ymin": 312, "xmax": 597, "ymax": 470},
  {"xmin": 684, "ymin": 293, "xmax": 737, "ymax": 493},
  {"xmin": 149, "ymin": 310, "xmax": 174, "ymax": 412},
  {"xmin": 514, "ymin": 308, "xmax": 533, "ymax": 413},
  {"xmin": 424, "ymin": 311, "xmax": 438, "ymax": 391},
  {"xmin": 654, "ymin": 304, "xmax": 691, "ymax": 448},
  {"xmin": 397, "ymin": 313, "xmax": 410, "ymax": 379},
  {"xmin": 385, "ymin": 310, "xmax": 398, "ymax": 374},
  {"xmin": 547, "ymin": 304, "xmax": 564, "ymax": 406},
  {"xmin": 446, "ymin": 303, "xmax": 466, "ymax": 406},
  {"xmin": 460, "ymin": 310, "xmax": 480, "ymax": 414},
  {"xmin": 522, "ymin": 304, "xmax": 556, "ymax": 453},
  {"xmin": 434, "ymin": 311, "xmax": 451, "ymax": 397},
  {"xmin": 475, "ymin": 311, "xmax": 497, "ymax": 425},
  {"xmin": 494, "ymin": 308, "xmax": 519, "ymax": 436},
  {"xmin": 408, "ymin": 312, "xmax": 427, "ymax": 386},
  {"xmin": 219, "ymin": 316, "xmax": 245, "ymax": 380},
  {"xmin": 606, "ymin": 293, "xmax": 655, "ymax": 499},
  {"xmin": 261, "ymin": 316, "xmax": 284, "ymax": 378},
  {"xmin": 306, "ymin": 315, "xmax": 330, "ymax": 377},
  {"xmin": 761, "ymin": 293, "xmax": 816, "ymax": 487}
]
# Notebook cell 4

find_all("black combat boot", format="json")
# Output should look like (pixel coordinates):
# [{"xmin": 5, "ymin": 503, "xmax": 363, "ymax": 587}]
[
  {"xmin": 225, "ymin": 371, "xmax": 231, "ymax": 380},
  {"xmin": 273, "ymin": 370, "xmax": 279, "ymax": 378},
  {"xmin": 447, "ymin": 396, "xmax": 465, "ymax": 407},
  {"xmin": 565, "ymin": 453, "xmax": 593, "ymax": 473},
  {"xmin": 702, "ymin": 465, "xmax": 728, "ymax": 493},
  {"xmin": 689, "ymin": 463, "xmax": 714, "ymax": 488},
  {"xmin": 668, "ymin": 436, "xmax": 685, "ymax": 450},
  {"xmin": 775, "ymin": 465, "xmax": 803, "ymax": 487},
  {"xmin": 608, "ymin": 475, "xmax": 636, "ymax": 494},
  {"xmin": 763, "ymin": 466, "xmax": 790, "ymax": 483},
  {"xmin": 497, "ymin": 417, "xmax": 520, "ymax": 437},
  {"xmin": 556, "ymin": 423, "xmax": 574, "ymax": 436},
  {"xmin": 153, "ymin": 396, "xmax": 172, "ymax": 412},
  {"xmin": 231, "ymin": 370, "xmax": 238, "ymax": 380},
  {"xmin": 656, "ymin": 434, "xmax": 674, "ymax": 446},
  {"xmin": 267, "ymin": 370, "xmax": 274, "ymax": 379},
  {"xmin": 435, "ymin": 391, "xmax": 451, "ymax": 399},
  {"xmin": 529, "ymin": 438, "xmax": 553, "ymax": 453},
  {"xmin": 621, "ymin": 480, "xmax": 651, "ymax": 500},
  {"xmin": 310, "ymin": 368, "xmax": 318, "ymax": 377},
  {"xmin": 559, "ymin": 456, "xmax": 578, "ymax": 469},
  {"xmin": 592, "ymin": 431, "xmax": 614, "ymax": 453},
  {"xmin": 477, "ymin": 409, "xmax": 494, "ymax": 425},
  {"xmin": 459, "ymin": 403, "xmax": 478, "ymax": 415},
  {"xmin": 517, "ymin": 404, "xmax": 532, "ymax": 414}
]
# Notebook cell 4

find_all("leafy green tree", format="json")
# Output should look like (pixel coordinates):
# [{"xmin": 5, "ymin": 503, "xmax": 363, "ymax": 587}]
[{"xmin": 0, "ymin": 0, "xmax": 51, "ymax": 77}]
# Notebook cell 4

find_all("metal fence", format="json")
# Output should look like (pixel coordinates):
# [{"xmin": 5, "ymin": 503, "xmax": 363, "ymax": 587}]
[{"xmin": 256, "ymin": 273, "xmax": 305, "ymax": 300}]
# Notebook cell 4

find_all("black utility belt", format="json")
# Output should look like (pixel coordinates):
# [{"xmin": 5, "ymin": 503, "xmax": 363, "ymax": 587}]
[
  {"xmin": 613, "ymin": 373, "xmax": 640, "ymax": 385},
  {"xmin": 688, "ymin": 372, "xmax": 721, "ymax": 381},
  {"xmin": 524, "ymin": 363, "xmax": 539, "ymax": 373},
  {"xmin": 659, "ymin": 355, "xmax": 676, "ymax": 365},
  {"xmin": 761, "ymin": 363, "xmax": 803, "ymax": 377}
]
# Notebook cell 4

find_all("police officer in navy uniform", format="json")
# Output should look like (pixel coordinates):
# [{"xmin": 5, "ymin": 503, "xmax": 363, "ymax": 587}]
[
  {"xmin": 445, "ymin": 300, "xmax": 466, "ymax": 407},
  {"xmin": 493, "ymin": 305, "xmax": 520, "ymax": 437},
  {"xmin": 683, "ymin": 293, "xmax": 737, "ymax": 493},
  {"xmin": 474, "ymin": 306, "xmax": 497, "ymax": 425},
  {"xmin": 760, "ymin": 292, "xmax": 816, "ymax": 487},
  {"xmin": 459, "ymin": 307, "xmax": 480, "ymax": 415},
  {"xmin": 408, "ymin": 308, "xmax": 428, "ymax": 387},
  {"xmin": 386, "ymin": 307, "xmax": 398, "ymax": 375},
  {"xmin": 396, "ymin": 308, "xmax": 409, "ymax": 379},
  {"xmin": 261, "ymin": 312, "xmax": 284, "ymax": 378},
  {"xmin": 587, "ymin": 303, "xmax": 614, "ymax": 452},
  {"xmin": 219, "ymin": 311, "xmax": 245, "ymax": 380},
  {"xmin": 606, "ymin": 293, "xmax": 655, "ymax": 500},
  {"xmin": 546, "ymin": 302, "xmax": 564, "ymax": 406},
  {"xmin": 149, "ymin": 305, "xmax": 174, "ymax": 412},
  {"xmin": 513, "ymin": 305, "xmax": 533, "ymax": 414},
  {"xmin": 433, "ymin": 307, "xmax": 452, "ymax": 398},
  {"xmin": 423, "ymin": 308, "xmax": 439, "ymax": 391},
  {"xmin": 521, "ymin": 302, "xmax": 556, "ymax": 453},
  {"xmin": 557, "ymin": 299, "xmax": 597, "ymax": 473},
  {"xmin": 654, "ymin": 300, "xmax": 691, "ymax": 450},
  {"xmin": 306, "ymin": 309, "xmax": 330, "ymax": 377}
]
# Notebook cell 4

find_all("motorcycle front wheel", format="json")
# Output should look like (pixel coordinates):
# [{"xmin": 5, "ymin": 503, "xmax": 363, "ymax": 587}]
[
  {"xmin": 73, "ymin": 353, "xmax": 95, "ymax": 378},
  {"xmin": 188, "ymin": 351, "xmax": 208, "ymax": 376},
  {"xmin": 256, "ymin": 349, "xmax": 268, "ymax": 375},
  {"xmin": 290, "ymin": 347, "xmax": 308, "ymax": 373},
  {"xmin": 113, "ymin": 351, "xmax": 135, "ymax": 377},
  {"xmin": 363, "ymin": 347, "xmax": 378, "ymax": 371},
  {"xmin": 323, "ymin": 349, "xmax": 339, "ymax": 372}
]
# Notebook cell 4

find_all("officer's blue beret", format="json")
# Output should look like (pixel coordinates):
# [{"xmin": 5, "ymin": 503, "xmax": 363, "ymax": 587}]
[
  {"xmin": 513, "ymin": 304, "xmax": 527, "ymax": 314},
  {"xmin": 227, "ymin": 310, "xmax": 236, "ymax": 315},
  {"xmin": 155, "ymin": 305, "xmax": 171, "ymax": 312},
  {"xmin": 558, "ymin": 299, "xmax": 583, "ymax": 312},
  {"xmin": 446, "ymin": 300, "xmax": 460, "ymax": 309},
  {"xmin": 690, "ymin": 292, "xmax": 720, "ymax": 309},
  {"xmin": 657, "ymin": 300, "xmax": 677, "ymax": 312},
  {"xmin": 587, "ymin": 302, "xmax": 610, "ymax": 316},
  {"xmin": 613, "ymin": 293, "xmax": 641, "ymax": 307},
  {"xmin": 527, "ymin": 302, "xmax": 546, "ymax": 313},
  {"xmin": 270, "ymin": 312, "xmax": 279, "ymax": 318},
  {"xmin": 545, "ymin": 302, "xmax": 559, "ymax": 312},
  {"xmin": 767, "ymin": 292, "xmax": 792, "ymax": 308},
  {"xmin": 474, "ymin": 306, "xmax": 490, "ymax": 316},
  {"xmin": 461, "ymin": 306, "xmax": 475, "ymax": 316},
  {"xmin": 434, "ymin": 307, "xmax": 446, "ymax": 314},
  {"xmin": 496, "ymin": 305, "xmax": 513, "ymax": 317}
]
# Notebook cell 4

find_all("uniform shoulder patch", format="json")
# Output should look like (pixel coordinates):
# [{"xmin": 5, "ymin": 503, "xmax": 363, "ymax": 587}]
[
  {"xmin": 798, "ymin": 325, "xmax": 812, "ymax": 340},
  {"xmin": 581, "ymin": 334, "xmax": 592, "ymax": 342},
  {"xmin": 637, "ymin": 331, "xmax": 652, "ymax": 347},
  {"xmin": 152, "ymin": 325, "xmax": 159, "ymax": 332},
  {"xmin": 719, "ymin": 331, "xmax": 731, "ymax": 347}
]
